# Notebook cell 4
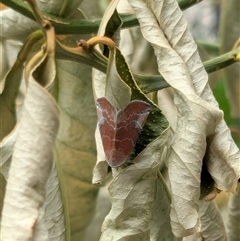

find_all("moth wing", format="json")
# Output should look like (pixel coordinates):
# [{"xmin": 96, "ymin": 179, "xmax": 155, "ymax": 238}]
[
  {"xmin": 96, "ymin": 97, "xmax": 117, "ymax": 165},
  {"xmin": 96, "ymin": 98, "xmax": 151, "ymax": 168},
  {"xmin": 112, "ymin": 100, "xmax": 151, "ymax": 166}
]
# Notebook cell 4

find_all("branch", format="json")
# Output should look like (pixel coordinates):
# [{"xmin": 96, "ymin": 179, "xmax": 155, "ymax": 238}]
[
  {"xmin": 56, "ymin": 40, "xmax": 240, "ymax": 94},
  {"xmin": 1, "ymin": 0, "xmax": 203, "ymax": 35}
]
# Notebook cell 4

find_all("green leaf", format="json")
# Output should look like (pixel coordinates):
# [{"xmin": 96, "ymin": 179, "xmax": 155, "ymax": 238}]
[
  {"xmin": 56, "ymin": 43, "xmax": 99, "ymax": 240},
  {"xmin": 114, "ymin": 48, "xmax": 169, "ymax": 155}
]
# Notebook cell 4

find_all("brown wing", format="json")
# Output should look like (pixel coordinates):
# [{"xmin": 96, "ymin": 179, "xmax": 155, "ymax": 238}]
[
  {"xmin": 96, "ymin": 97, "xmax": 117, "ymax": 167},
  {"xmin": 112, "ymin": 100, "xmax": 150, "ymax": 167},
  {"xmin": 96, "ymin": 98, "xmax": 151, "ymax": 168}
]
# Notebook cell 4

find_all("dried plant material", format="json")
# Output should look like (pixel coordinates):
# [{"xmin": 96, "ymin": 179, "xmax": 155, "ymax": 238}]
[
  {"xmin": 100, "ymin": 134, "xmax": 177, "ymax": 240},
  {"xmin": 127, "ymin": 0, "xmax": 238, "ymax": 237},
  {"xmin": 0, "ymin": 79, "xmax": 59, "ymax": 241}
]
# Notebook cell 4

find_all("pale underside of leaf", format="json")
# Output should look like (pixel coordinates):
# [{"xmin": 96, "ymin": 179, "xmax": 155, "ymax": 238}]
[
  {"xmin": 127, "ymin": 0, "xmax": 224, "ymax": 237},
  {"xmin": 105, "ymin": 47, "xmax": 131, "ymax": 109},
  {"xmin": 145, "ymin": 0, "xmax": 240, "ymax": 193},
  {"xmin": 205, "ymin": 122, "xmax": 240, "ymax": 192},
  {"xmin": 100, "ymin": 132, "xmax": 177, "ymax": 241},
  {"xmin": 0, "ymin": 8, "xmax": 38, "ymax": 40},
  {"xmin": 34, "ymin": 162, "xmax": 66, "ymax": 241},
  {"xmin": 0, "ymin": 79, "xmax": 59, "ymax": 241},
  {"xmin": 92, "ymin": 126, "xmax": 109, "ymax": 185}
]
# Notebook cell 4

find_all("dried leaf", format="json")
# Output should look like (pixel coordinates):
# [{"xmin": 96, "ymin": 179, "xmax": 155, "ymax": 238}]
[
  {"xmin": 0, "ymin": 79, "xmax": 59, "ymax": 241},
  {"xmin": 147, "ymin": 0, "xmax": 240, "ymax": 194},
  {"xmin": 0, "ymin": 8, "xmax": 38, "ymax": 40},
  {"xmin": 100, "ymin": 133, "xmax": 177, "ymax": 240},
  {"xmin": 205, "ymin": 123, "xmax": 240, "ymax": 193},
  {"xmin": 34, "ymin": 162, "xmax": 66, "ymax": 241},
  {"xmin": 24, "ymin": 21, "xmax": 56, "ymax": 91},
  {"xmin": 1, "ymin": 11, "xmax": 66, "ymax": 239},
  {"xmin": 127, "ymin": 0, "xmax": 224, "ymax": 237},
  {"xmin": 0, "ymin": 1, "xmax": 83, "ymax": 40}
]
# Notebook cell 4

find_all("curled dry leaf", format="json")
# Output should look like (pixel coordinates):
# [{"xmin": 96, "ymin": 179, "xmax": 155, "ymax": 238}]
[
  {"xmin": 1, "ymin": 9, "xmax": 66, "ymax": 239},
  {"xmin": 0, "ymin": 79, "xmax": 59, "ymax": 241},
  {"xmin": 100, "ymin": 133, "xmax": 177, "ymax": 241},
  {"xmin": 24, "ymin": 21, "xmax": 56, "ymax": 91},
  {"xmin": 204, "ymin": 122, "xmax": 240, "ymax": 193},
  {"xmin": 146, "ymin": 0, "xmax": 240, "ymax": 194},
  {"xmin": 126, "ymin": 0, "xmax": 236, "ymax": 237}
]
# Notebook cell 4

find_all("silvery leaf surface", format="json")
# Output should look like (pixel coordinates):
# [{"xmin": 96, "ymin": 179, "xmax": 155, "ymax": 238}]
[
  {"xmin": 100, "ymin": 133, "xmax": 178, "ymax": 241},
  {"xmin": 127, "ymin": 0, "xmax": 227, "ymax": 237}
]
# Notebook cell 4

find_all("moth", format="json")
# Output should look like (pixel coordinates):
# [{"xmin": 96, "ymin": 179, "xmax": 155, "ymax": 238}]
[{"xmin": 96, "ymin": 97, "xmax": 151, "ymax": 168}]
